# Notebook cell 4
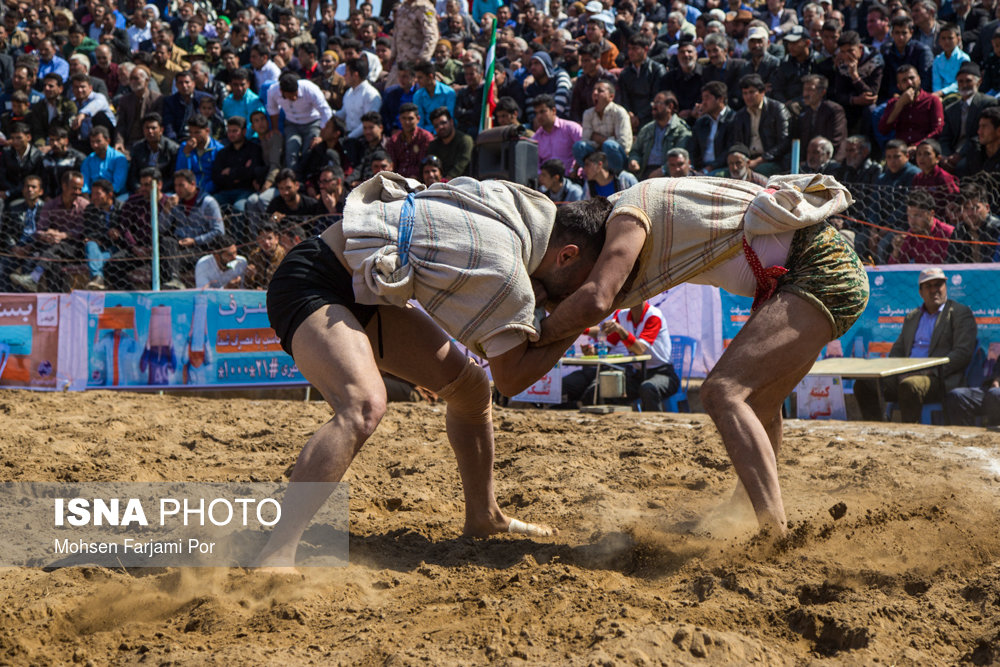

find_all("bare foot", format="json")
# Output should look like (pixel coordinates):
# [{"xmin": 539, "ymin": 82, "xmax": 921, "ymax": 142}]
[{"xmin": 463, "ymin": 515, "xmax": 558, "ymax": 538}]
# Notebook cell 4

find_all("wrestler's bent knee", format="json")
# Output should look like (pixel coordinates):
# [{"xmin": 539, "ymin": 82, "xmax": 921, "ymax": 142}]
[{"xmin": 437, "ymin": 358, "xmax": 492, "ymax": 424}]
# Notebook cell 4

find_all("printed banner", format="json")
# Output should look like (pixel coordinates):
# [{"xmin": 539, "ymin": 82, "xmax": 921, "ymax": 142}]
[
  {"xmin": 0, "ymin": 293, "xmax": 65, "ymax": 389},
  {"xmin": 78, "ymin": 290, "xmax": 306, "ymax": 389},
  {"xmin": 512, "ymin": 365, "xmax": 563, "ymax": 404},
  {"xmin": 795, "ymin": 376, "xmax": 847, "ymax": 421}
]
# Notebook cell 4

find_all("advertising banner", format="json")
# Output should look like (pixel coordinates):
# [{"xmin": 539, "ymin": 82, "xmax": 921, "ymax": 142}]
[
  {"xmin": 78, "ymin": 290, "xmax": 306, "ymax": 390},
  {"xmin": 0, "ymin": 293, "xmax": 66, "ymax": 389}
]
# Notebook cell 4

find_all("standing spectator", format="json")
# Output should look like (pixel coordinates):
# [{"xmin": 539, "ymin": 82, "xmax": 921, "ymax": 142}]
[
  {"xmin": 888, "ymin": 189, "xmax": 955, "ymax": 265},
  {"xmin": 69, "ymin": 73, "xmax": 115, "ymax": 152},
  {"xmin": 617, "ymin": 34, "xmax": 666, "ymax": 130},
  {"xmin": 174, "ymin": 114, "xmax": 223, "ymax": 193},
  {"xmin": 454, "ymin": 53, "xmax": 485, "ymax": 137},
  {"xmin": 40, "ymin": 127, "xmax": 86, "ymax": 200},
  {"xmin": 212, "ymin": 116, "xmax": 265, "ymax": 215},
  {"xmin": 249, "ymin": 43, "xmax": 281, "ymax": 94},
  {"xmin": 932, "ymin": 24, "xmax": 970, "ymax": 96},
  {"xmin": 524, "ymin": 52, "xmax": 572, "ymax": 124},
  {"xmin": 385, "ymin": 103, "xmax": 433, "ymax": 179},
  {"xmin": 127, "ymin": 113, "xmax": 179, "ymax": 193},
  {"xmin": 628, "ymin": 91, "xmax": 692, "ymax": 179},
  {"xmin": 266, "ymin": 72, "xmax": 334, "ymax": 171},
  {"xmin": 194, "ymin": 234, "xmax": 247, "ymax": 288},
  {"xmin": 688, "ymin": 81, "xmax": 734, "ymax": 173},
  {"xmin": 538, "ymin": 158, "xmax": 583, "ymax": 202},
  {"xmin": 798, "ymin": 74, "xmax": 848, "ymax": 161},
  {"xmin": 81, "ymin": 126, "xmax": 128, "ymax": 196},
  {"xmin": 427, "ymin": 107, "xmax": 474, "ymax": 179},
  {"xmin": 0, "ymin": 123, "xmax": 42, "ymax": 201},
  {"xmin": 730, "ymin": 74, "xmax": 790, "ymax": 176},
  {"xmin": 771, "ymin": 26, "xmax": 824, "ymax": 103},
  {"xmin": 830, "ymin": 31, "xmax": 883, "ymax": 134},
  {"xmin": 113, "ymin": 66, "xmax": 162, "ymax": 150},
  {"xmin": 243, "ymin": 223, "xmax": 286, "ymax": 290},
  {"xmin": 880, "ymin": 16, "xmax": 933, "ymax": 101},
  {"xmin": 573, "ymin": 81, "xmax": 633, "ymax": 174},
  {"xmin": 877, "ymin": 65, "xmax": 944, "ymax": 146},
  {"xmin": 412, "ymin": 60, "xmax": 455, "ymax": 133},
  {"xmin": 222, "ymin": 69, "xmax": 265, "ymax": 138},
  {"xmin": 388, "ymin": 0, "xmax": 439, "ymax": 88},
  {"xmin": 660, "ymin": 40, "xmax": 704, "ymax": 123},
  {"xmin": 868, "ymin": 139, "xmax": 919, "ymax": 262},
  {"xmin": 80, "ymin": 178, "xmax": 121, "ymax": 290},
  {"xmin": 532, "ymin": 94, "xmax": 581, "ymax": 174}
]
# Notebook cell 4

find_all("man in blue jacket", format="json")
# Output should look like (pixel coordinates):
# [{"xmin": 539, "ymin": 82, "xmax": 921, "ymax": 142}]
[{"xmin": 174, "ymin": 114, "xmax": 223, "ymax": 194}]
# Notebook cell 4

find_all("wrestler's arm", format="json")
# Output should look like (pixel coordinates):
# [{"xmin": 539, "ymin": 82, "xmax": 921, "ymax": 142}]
[
  {"xmin": 488, "ymin": 335, "xmax": 580, "ymax": 397},
  {"xmin": 535, "ymin": 214, "xmax": 648, "ymax": 346}
]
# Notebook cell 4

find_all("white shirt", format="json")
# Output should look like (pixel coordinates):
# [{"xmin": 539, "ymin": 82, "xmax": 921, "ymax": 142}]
[
  {"xmin": 266, "ymin": 79, "xmax": 334, "ymax": 126},
  {"xmin": 334, "ymin": 51, "xmax": 382, "ymax": 84},
  {"xmin": 336, "ymin": 81, "xmax": 382, "ymax": 138},
  {"xmin": 128, "ymin": 23, "xmax": 152, "ymax": 51},
  {"xmin": 253, "ymin": 60, "xmax": 281, "ymax": 91},
  {"xmin": 195, "ymin": 254, "xmax": 248, "ymax": 289}
]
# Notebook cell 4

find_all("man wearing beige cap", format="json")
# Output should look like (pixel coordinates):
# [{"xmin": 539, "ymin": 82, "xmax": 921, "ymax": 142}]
[{"xmin": 854, "ymin": 267, "xmax": 976, "ymax": 423}]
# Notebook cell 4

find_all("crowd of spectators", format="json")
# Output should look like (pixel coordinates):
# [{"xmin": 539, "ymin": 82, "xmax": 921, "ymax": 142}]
[{"xmin": 1, "ymin": 0, "xmax": 1000, "ymax": 293}]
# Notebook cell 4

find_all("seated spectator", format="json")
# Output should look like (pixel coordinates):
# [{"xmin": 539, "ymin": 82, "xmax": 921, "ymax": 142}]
[
  {"xmin": 160, "ymin": 168, "xmax": 225, "ymax": 288},
  {"xmin": 0, "ymin": 66, "xmax": 41, "ymax": 115},
  {"xmin": 877, "ymin": 65, "xmax": 944, "ymax": 146},
  {"xmin": 81, "ymin": 126, "xmax": 128, "ymax": 196},
  {"xmin": 385, "ymin": 103, "xmax": 433, "ymax": 180},
  {"xmin": 493, "ymin": 96, "xmax": 532, "ymax": 136},
  {"xmin": 315, "ymin": 165, "xmax": 346, "ymax": 217},
  {"xmin": 421, "ymin": 155, "xmax": 444, "ymax": 186},
  {"xmin": 724, "ymin": 144, "xmax": 768, "ymax": 185},
  {"xmin": 702, "ymin": 33, "xmax": 746, "ymax": 110},
  {"xmin": 855, "ymin": 267, "xmax": 976, "ymax": 423},
  {"xmin": 741, "ymin": 25, "xmax": 781, "ymax": 85},
  {"xmin": 380, "ymin": 60, "xmax": 417, "ymax": 133},
  {"xmin": 834, "ymin": 135, "xmax": 881, "ymax": 184},
  {"xmin": 945, "ymin": 355, "xmax": 1000, "ymax": 426},
  {"xmin": 36, "ymin": 38, "xmax": 70, "ymax": 86},
  {"xmin": 665, "ymin": 147, "xmax": 697, "ymax": 177},
  {"xmin": 0, "ymin": 176, "xmax": 44, "ymax": 292},
  {"xmin": 0, "ymin": 92, "xmax": 32, "ymax": 143},
  {"xmin": 9, "ymin": 170, "xmax": 88, "ymax": 293},
  {"xmin": 730, "ymin": 74, "xmax": 790, "ymax": 176},
  {"xmin": 798, "ymin": 74, "xmax": 847, "ymax": 162},
  {"xmin": 127, "ymin": 113, "xmax": 179, "ymax": 193},
  {"xmin": 941, "ymin": 63, "xmax": 997, "ymax": 169},
  {"xmin": 174, "ymin": 114, "xmax": 223, "ymax": 193},
  {"xmin": 868, "ymin": 139, "xmax": 920, "ymax": 262},
  {"xmin": 688, "ymin": 81, "xmax": 734, "ymax": 174},
  {"xmin": 771, "ymin": 26, "xmax": 824, "ymax": 103},
  {"xmin": 427, "ymin": 107, "xmax": 473, "ymax": 179},
  {"xmin": 112, "ymin": 66, "xmax": 161, "ymax": 150},
  {"xmin": 336, "ymin": 56, "xmax": 382, "ymax": 155},
  {"xmin": 41, "ymin": 126, "xmax": 87, "ymax": 199},
  {"xmin": 162, "ymin": 70, "xmax": 212, "ymax": 142},
  {"xmin": 524, "ymin": 52, "xmax": 572, "ymax": 124},
  {"xmin": 932, "ymin": 23, "xmax": 970, "ymax": 96},
  {"xmin": 27, "ymin": 74, "xmax": 77, "ymax": 148},
  {"xmin": 583, "ymin": 14, "xmax": 619, "ymax": 69},
  {"xmin": 957, "ymin": 106, "xmax": 1000, "ymax": 177},
  {"xmin": 212, "ymin": 116, "xmax": 265, "ymax": 217},
  {"xmin": 948, "ymin": 183, "xmax": 1000, "ymax": 263},
  {"xmin": 69, "ymin": 73, "xmax": 115, "ymax": 153},
  {"xmin": 198, "ymin": 96, "xmax": 226, "ymax": 141},
  {"xmin": 804, "ymin": 136, "xmax": 840, "ymax": 174},
  {"xmin": 243, "ymin": 222, "xmax": 286, "ymax": 290},
  {"xmin": 628, "ymin": 91, "xmax": 692, "ymax": 179},
  {"xmin": 454, "ymin": 53, "xmax": 485, "ymax": 137},
  {"xmin": 221, "ymin": 69, "xmax": 265, "ymax": 138},
  {"xmin": 299, "ymin": 116, "xmax": 346, "ymax": 195},
  {"xmin": 80, "ymin": 178, "xmax": 121, "ymax": 290},
  {"xmin": 538, "ymin": 158, "xmax": 583, "ymax": 202},
  {"xmin": 246, "ymin": 111, "xmax": 284, "ymax": 216},
  {"xmin": 572, "ymin": 81, "xmax": 633, "ymax": 174},
  {"xmin": 533, "ymin": 94, "xmax": 581, "ymax": 174},
  {"xmin": 351, "ymin": 111, "xmax": 386, "ymax": 186},
  {"xmin": 266, "ymin": 168, "xmax": 325, "ymax": 222},
  {"xmin": 89, "ymin": 45, "xmax": 120, "ymax": 98},
  {"xmin": 661, "ymin": 40, "xmax": 704, "ymax": 123},
  {"xmin": 913, "ymin": 138, "xmax": 960, "ymax": 216},
  {"xmin": 115, "ymin": 167, "xmax": 170, "ymax": 290},
  {"xmin": 194, "ymin": 234, "xmax": 247, "ymax": 289},
  {"xmin": 412, "ymin": 60, "xmax": 456, "ymax": 133},
  {"xmin": 581, "ymin": 150, "xmax": 638, "ymax": 199},
  {"xmin": 830, "ymin": 31, "xmax": 883, "ymax": 134},
  {"xmin": 569, "ymin": 42, "xmax": 617, "ymax": 123},
  {"xmin": 889, "ymin": 188, "xmax": 955, "ymax": 265},
  {"xmin": 0, "ymin": 122, "xmax": 42, "ymax": 200}
]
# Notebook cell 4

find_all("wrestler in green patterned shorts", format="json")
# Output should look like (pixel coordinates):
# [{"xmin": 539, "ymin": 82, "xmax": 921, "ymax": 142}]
[{"xmin": 777, "ymin": 222, "xmax": 870, "ymax": 339}]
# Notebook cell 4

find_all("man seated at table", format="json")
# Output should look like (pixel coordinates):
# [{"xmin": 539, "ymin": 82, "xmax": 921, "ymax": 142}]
[
  {"xmin": 853, "ymin": 268, "xmax": 977, "ymax": 422},
  {"xmin": 560, "ymin": 300, "xmax": 680, "ymax": 410}
]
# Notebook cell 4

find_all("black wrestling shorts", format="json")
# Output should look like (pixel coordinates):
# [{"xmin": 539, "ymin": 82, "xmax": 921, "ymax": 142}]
[{"xmin": 266, "ymin": 236, "xmax": 378, "ymax": 356}]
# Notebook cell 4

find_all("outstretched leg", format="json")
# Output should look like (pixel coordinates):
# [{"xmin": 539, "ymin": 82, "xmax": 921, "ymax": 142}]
[
  {"xmin": 372, "ymin": 305, "xmax": 554, "ymax": 537},
  {"xmin": 700, "ymin": 292, "xmax": 831, "ymax": 534},
  {"xmin": 255, "ymin": 305, "xmax": 387, "ymax": 568}
]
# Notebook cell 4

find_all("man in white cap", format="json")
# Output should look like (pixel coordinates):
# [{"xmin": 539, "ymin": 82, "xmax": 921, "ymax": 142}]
[
  {"xmin": 854, "ymin": 267, "xmax": 976, "ymax": 423},
  {"xmin": 533, "ymin": 174, "xmax": 868, "ymax": 536}
]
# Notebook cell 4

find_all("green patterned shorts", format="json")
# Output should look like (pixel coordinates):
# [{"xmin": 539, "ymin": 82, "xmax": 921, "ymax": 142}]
[{"xmin": 777, "ymin": 222, "xmax": 870, "ymax": 339}]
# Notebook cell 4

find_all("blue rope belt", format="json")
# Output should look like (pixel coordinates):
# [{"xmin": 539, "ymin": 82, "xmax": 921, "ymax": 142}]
[{"xmin": 398, "ymin": 192, "xmax": 416, "ymax": 267}]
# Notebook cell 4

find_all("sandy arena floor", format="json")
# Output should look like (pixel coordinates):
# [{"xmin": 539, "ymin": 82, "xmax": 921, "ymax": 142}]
[{"xmin": 1, "ymin": 390, "xmax": 999, "ymax": 665}]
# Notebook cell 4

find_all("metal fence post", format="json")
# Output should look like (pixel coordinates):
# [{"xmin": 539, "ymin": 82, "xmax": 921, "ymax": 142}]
[{"xmin": 151, "ymin": 179, "xmax": 160, "ymax": 291}]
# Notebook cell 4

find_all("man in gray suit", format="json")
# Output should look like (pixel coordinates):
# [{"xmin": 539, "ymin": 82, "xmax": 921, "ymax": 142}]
[{"xmin": 854, "ymin": 267, "xmax": 977, "ymax": 422}]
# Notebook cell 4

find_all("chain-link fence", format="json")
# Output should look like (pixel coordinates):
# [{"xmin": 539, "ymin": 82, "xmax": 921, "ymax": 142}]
[{"xmin": 2, "ymin": 174, "xmax": 999, "ymax": 294}]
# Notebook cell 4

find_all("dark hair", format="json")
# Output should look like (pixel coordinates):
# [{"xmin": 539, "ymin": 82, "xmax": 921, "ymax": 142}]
[
  {"xmin": 226, "ymin": 115, "xmax": 246, "ymax": 128},
  {"xmin": 421, "ymin": 154, "xmax": 442, "ymax": 168},
  {"xmin": 739, "ymin": 73, "xmax": 765, "ymax": 91},
  {"xmin": 174, "ymin": 169, "xmax": 197, "ymax": 184},
  {"xmin": 250, "ymin": 43, "xmax": 270, "ymax": 57},
  {"xmin": 579, "ymin": 42, "xmax": 601, "ymax": 59},
  {"xmin": 907, "ymin": 188, "xmax": 936, "ymax": 211},
  {"xmin": 91, "ymin": 178, "xmax": 114, "ymax": 195},
  {"xmin": 918, "ymin": 138, "xmax": 942, "ymax": 157},
  {"xmin": 496, "ymin": 96, "xmax": 521, "ymax": 116},
  {"xmin": 275, "ymin": 167, "xmax": 298, "ymax": 184},
  {"xmin": 342, "ymin": 38, "xmax": 363, "ymax": 52},
  {"xmin": 532, "ymin": 93, "xmax": 557, "ymax": 110},
  {"xmin": 361, "ymin": 110, "xmax": 383, "ymax": 125},
  {"xmin": 175, "ymin": 69, "xmax": 193, "ymax": 82},
  {"xmin": 230, "ymin": 68, "xmax": 250, "ymax": 82},
  {"xmin": 884, "ymin": 138, "xmax": 908, "ymax": 152},
  {"xmin": 837, "ymin": 30, "xmax": 861, "ymax": 47},
  {"xmin": 370, "ymin": 149, "xmax": 392, "ymax": 164},
  {"xmin": 867, "ymin": 3, "xmax": 889, "ymax": 19},
  {"xmin": 938, "ymin": 21, "xmax": 960, "ymax": 37},
  {"xmin": 48, "ymin": 125, "xmax": 69, "ymax": 139},
  {"xmin": 375, "ymin": 36, "xmax": 392, "ymax": 49},
  {"xmin": 213, "ymin": 233, "xmax": 236, "ymax": 251},
  {"xmin": 62, "ymin": 169, "xmax": 84, "ymax": 187},
  {"xmin": 298, "ymin": 42, "xmax": 318, "ymax": 57},
  {"xmin": 347, "ymin": 55, "xmax": 369, "ymax": 79},
  {"xmin": 69, "ymin": 72, "xmax": 90, "ymax": 85},
  {"xmin": 186, "ymin": 113, "xmax": 209, "ymax": 129},
  {"xmin": 9, "ymin": 122, "xmax": 29, "ymax": 136},
  {"xmin": 142, "ymin": 112, "xmax": 163, "ymax": 126},
  {"xmin": 657, "ymin": 90, "xmax": 679, "ymax": 110},
  {"xmin": 701, "ymin": 80, "xmax": 727, "ymax": 100},
  {"xmin": 628, "ymin": 33, "xmax": 653, "ymax": 48},
  {"xmin": 540, "ymin": 158, "xmax": 565, "ymax": 178},
  {"xmin": 584, "ymin": 150, "xmax": 608, "ymax": 169},
  {"xmin": 896, "ymin": 64, "xmax": 918, "ymax": 78},
  {"xmin": 90, "ymin": 125, "xmax": 110, "ymax": 140},
  {"xmin": 399, "ymin": 102, "xmax": 419, "ymax": 116},
  {"xmin": 413, "ymin": 59, "xmax": 435, "ymax": 76},
  {"xmin": 10, "ymin": 90, "xmax": 28, "ymax": 104},
  {"xmin": 278, "ymin": 72, "xmax": 300, "ymax": 92},
  {"xmin": 41, "ymin": 72, "xmax": 63, "ymax": 86},
  {"xmin": 429, "ymin": 106, "xmax": 452, "ymax": 122},
  {"xmin": 138, "ymin": 166, "xmax": 163, "ymax": 181},
  {"xmin": 398, "ymin": 60, "xmax": 416, "ymax": 73},
  {"xmin": 890, "ymin": 15, "xmax": 913, "ymax": 30},
  {"xmin": 550, "ymin": 198, "xmax": 610, "ymax": 263},
  {"xmin": 960, "ymin": 183, "xmax": 986, "ymax": 203},
  {"xmin": 801, "ymin": 74, "xmax": 828, "ymax": 90},
  {"xmin": 980, "ymin": 105, "xmax": 1000, "ymax": 129}
]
